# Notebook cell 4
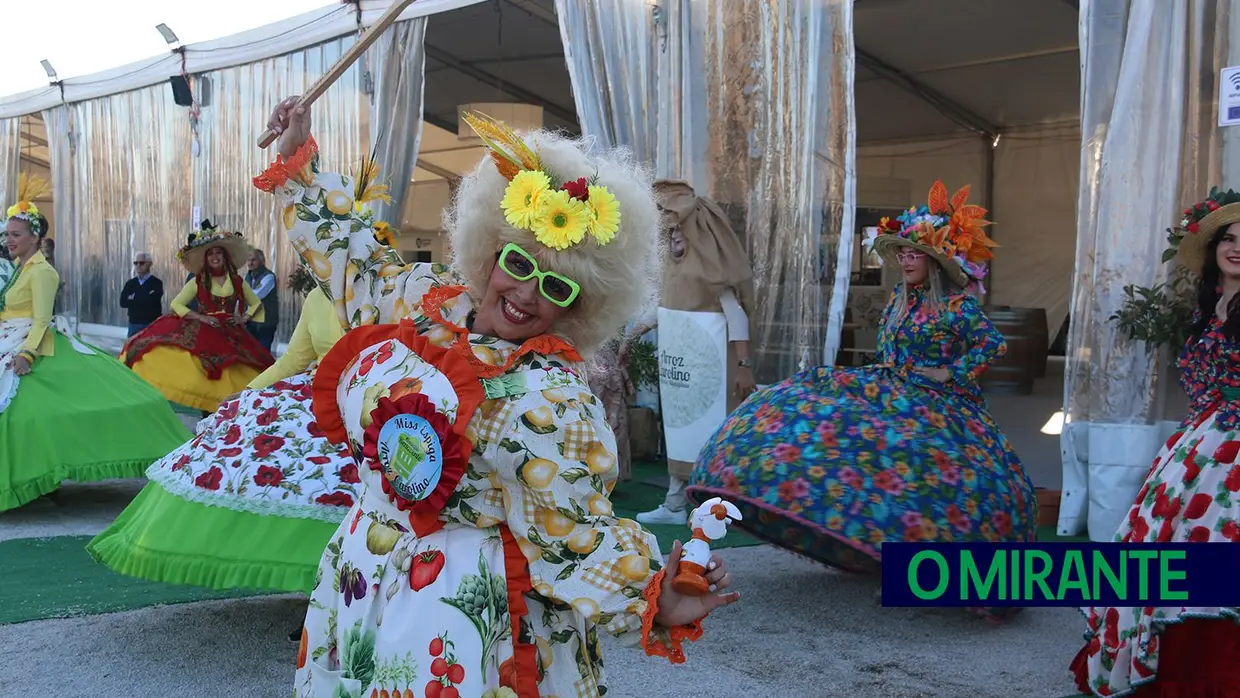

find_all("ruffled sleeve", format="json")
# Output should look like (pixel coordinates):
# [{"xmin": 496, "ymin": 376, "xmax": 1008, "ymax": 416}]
[
  {"xmin": 487, "ymin": 387, "xmax": 704, "ymax": 663},
  {"xmin": 253, "ymin": 137, "xmax": 443, "ymax": 330},
  {"xmin": 947, "ymin": 294, "xmax": 1006, "ymax": 386}
]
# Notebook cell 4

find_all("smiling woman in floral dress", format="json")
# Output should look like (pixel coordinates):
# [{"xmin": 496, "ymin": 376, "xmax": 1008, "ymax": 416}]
[
  {"xmin": 687, "ymin": 182, "xmax": 1037, "ymax": 618},
  {"xmin": 258, "ymin": 97, "xmax": 740, "ymax": 698},
  {"xmin": 1073, "ymin": 187, "xmax": 1240, "ymax": 697}
]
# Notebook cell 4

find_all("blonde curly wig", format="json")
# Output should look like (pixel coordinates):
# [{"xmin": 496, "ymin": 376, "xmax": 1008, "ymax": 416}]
[{"xmin": 446, "ymin": 129, "xmax": 663, "ymax": 357}]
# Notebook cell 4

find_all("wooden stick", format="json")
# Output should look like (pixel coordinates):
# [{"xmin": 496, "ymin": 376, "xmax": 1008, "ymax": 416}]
[{"xmin": 257, "ymin": 0, "xmax": 418, "ymax": 148}]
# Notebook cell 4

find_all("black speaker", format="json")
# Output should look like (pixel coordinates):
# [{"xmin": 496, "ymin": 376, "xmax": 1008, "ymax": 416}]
[{"xmin": 170, "ymin": 75, "xmax": 193, "ymax": 107}]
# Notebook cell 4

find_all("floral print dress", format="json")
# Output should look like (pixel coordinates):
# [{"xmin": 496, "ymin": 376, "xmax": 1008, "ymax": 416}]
[
  {"xmin": 687, "ymin": 284, "xmax": 1038, "ymax": 574},
  {"xmin": 255, "ymin": 139, "xmax": 702, "ymax": 698},
  {"xmin": 1074, "ymin": 315, "xmax": 1240, "ymax": 697}
]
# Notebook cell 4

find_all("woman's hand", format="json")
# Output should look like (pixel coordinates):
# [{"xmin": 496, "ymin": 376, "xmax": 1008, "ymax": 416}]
[
  {"xmin": 195, "ymin": 313, "xmax": 220, "ymax": 328},
  {"xmin": 653, "ymin": 541, "xmax": 740, "ymax": 628},
  {"xmin": 268, "ymin": 96, "xmax": 313, "ymax": 160},
  {"xmin": 13, "ymin": 354, "xmax": 32, "ymax": 376},
  {"xmin": 734, "ymin": 366, "xmax": 757, "ymax": 399},
  {"xmin": 913, "ymin": 366, "xmax": 950, "ymax": 383}
]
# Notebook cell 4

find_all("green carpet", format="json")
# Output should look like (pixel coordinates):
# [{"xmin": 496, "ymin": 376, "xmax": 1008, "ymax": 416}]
[
  {"xmin": 0, "ymin": 535, "xmax": 270, "ymax": 625},
  {"xmin": 0, "ymin": 459, "xmax": 1084, "ymax": 625}
]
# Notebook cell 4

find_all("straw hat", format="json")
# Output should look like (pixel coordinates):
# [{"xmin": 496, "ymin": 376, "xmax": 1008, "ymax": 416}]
[
  {"xmin": 1170, "ymin": 187, "xmax": 1240, "ymax": 273},
  {"xmin": 870, "ymin": 180, "xmax": 997, "ymax": 288},
  {"xmin": 177, "ymin": 220, "xmax": 251, "ymax": 274}
]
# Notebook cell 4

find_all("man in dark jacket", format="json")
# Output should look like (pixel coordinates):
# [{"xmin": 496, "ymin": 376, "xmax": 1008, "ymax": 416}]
[
  {"xmin": 120, "ymin": 251, "xmax": 164, "ymax": 336},
  {"xmin": 244, "ymin": 248, "xmax": 279, "ymax": 351}
]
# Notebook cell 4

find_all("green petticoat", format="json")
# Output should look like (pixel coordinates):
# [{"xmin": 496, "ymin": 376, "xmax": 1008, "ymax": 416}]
[
  {"xmin": 87, "ymin": 480, "xmax": 340, "ymax": 594},
  {"xmin": 0, "ymin": 332, "xmax": 192, "ymax": 511}
]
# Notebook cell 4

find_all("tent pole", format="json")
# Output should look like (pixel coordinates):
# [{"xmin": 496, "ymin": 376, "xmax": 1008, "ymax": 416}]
[{"xmin": 983, "ymin": 134, "xmax": 996, "ymax": 298}]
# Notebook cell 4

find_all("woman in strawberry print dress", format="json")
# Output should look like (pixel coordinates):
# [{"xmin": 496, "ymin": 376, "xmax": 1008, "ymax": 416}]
[
  {"xmin": 1073, "ymin": 188, "xmax": 1240, "ymax": 697},
  {"xmin": 687, "ymin": 183, "xmax": 1037, "ymax": 617},
  {"xmin": 259, "ymin": 97, "xmax": 740, "ymax": 698}
]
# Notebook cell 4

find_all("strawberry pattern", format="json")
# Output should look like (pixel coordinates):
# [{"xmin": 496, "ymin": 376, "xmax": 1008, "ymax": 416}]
[
  {"xmin": 1076, "ymin": 316, "xmax": 1240, "ymax": 696},
  {"xmin": 148, "ymin": 371, "xmax": 359, "ymax": 521}
]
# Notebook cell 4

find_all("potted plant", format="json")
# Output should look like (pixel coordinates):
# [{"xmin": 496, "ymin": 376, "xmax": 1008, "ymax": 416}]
[{"xmin": 1109, "ymin": 279, "xmax": 1195, "ymax": 358}]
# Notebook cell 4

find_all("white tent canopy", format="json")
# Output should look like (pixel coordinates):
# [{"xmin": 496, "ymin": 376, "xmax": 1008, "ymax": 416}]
[{"xmin": 0, "ymin": 0, "xmax": 485, "ymax": 119}]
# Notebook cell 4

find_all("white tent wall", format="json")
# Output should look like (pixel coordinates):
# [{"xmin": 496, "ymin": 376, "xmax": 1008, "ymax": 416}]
[
  {"xmin": 0, "ymin": 2, "xmax": 458, "ymax": 344},
  {"xmin": 1060, "ymin": 0, "xmax": 1226, "ymax": 541},
  {"xmin": 853, "ymin": 121, "xmax": 1081, "ymax": 345}
]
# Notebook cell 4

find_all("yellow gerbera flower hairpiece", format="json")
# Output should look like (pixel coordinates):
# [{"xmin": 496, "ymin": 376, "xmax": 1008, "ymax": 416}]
[{"xmin": 464, "ymin": 111, "xmax": 622, "ymax": 249}]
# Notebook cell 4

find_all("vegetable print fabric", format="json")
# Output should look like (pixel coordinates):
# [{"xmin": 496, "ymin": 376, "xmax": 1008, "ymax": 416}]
[
  {"xmin": 263, "ymin": 146, "xmax": 691, "ymax": 698},
  {"xmin": 688, "ymin": 285, "xmax": 1038, "ymax": 574},
  {"xmin": 1077, "ymin": 316, "xmax": 1240, "ymax": 697}
]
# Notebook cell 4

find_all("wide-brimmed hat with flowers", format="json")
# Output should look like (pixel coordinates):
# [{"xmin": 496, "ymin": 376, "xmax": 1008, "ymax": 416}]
[
  {"xmin": 1166, "ymin": 186, "xmax": 1240, "ymax": 272},
  {"xmin": 870, "ymin": 180, "xmax": 997, "ymax": 288},
  {"xmin": 177, "ymin": 220, "xmax": 252, "ymax": 274}
]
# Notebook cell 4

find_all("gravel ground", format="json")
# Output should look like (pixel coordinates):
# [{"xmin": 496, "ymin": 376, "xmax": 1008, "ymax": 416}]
[{"xmin": 0, "ymin": 480, "xmax": 1084, "ymax": 698}]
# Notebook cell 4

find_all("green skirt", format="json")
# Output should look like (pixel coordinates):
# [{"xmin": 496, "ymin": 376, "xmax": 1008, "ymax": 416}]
[
  {"xmin": 0, "ymin": 331, "xmax": 192, "ymax": 511},
  {"xmin": 87, "ymin": 480, "xmax": 339, "ymax": 593}
]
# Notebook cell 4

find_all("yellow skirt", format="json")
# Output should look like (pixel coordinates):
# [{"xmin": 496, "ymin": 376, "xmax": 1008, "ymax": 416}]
[{"xmin": 123, "ymin": 346, "xmax": 260, "ymax": 412}]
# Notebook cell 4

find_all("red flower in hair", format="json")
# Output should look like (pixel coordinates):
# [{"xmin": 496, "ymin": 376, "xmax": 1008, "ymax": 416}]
[{"xmin": 561, "ymin": 177, "xmax": 589, "ymax": 201}]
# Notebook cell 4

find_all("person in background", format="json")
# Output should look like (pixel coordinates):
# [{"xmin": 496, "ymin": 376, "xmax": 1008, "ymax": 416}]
[
  {"xmin": 244, "ymin": 249, "xmax": 279, "ymax": 351},
  {"xmin": 1, "ymin": 175, "xmax": 190, "ymax": 511},
  {"xmin": 119, "ymin": 251, "xmax": 164, "ymax": 337},
  {"xmin": 687, "ymin": 181, "xmax": 1036, "ymax": 622},
  {"xmin": 637, "ymin": 180, "xmax": 757, "ymax": 526}
]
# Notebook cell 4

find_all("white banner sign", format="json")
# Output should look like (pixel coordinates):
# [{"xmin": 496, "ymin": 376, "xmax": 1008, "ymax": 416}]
[
  {"xmin": 192, "ymin": 206, "xmax": 201, "ymax": 232},
  {"xmin": 1221, "ymin": 66, "xmax": 1240, "ymax": 127},
  {"xmin": 657, "ymin": 308, "xmax": 728, "ymax": 462}
]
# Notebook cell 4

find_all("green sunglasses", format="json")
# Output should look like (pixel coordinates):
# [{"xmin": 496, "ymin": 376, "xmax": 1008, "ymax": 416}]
[{"xmin": 497, "ymin": 242, "xmax": 581, "ymax": 307}]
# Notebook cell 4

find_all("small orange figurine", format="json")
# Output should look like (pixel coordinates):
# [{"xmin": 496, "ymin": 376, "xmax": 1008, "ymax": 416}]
[{"xmin": 672, "ymin": 496, "xmax": 743, "ymax": 596}]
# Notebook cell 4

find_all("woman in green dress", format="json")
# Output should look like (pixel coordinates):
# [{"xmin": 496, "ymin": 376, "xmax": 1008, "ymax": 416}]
[{"xmin": 0, "ymin": 179, "xmax": 192, "ymax": 511}]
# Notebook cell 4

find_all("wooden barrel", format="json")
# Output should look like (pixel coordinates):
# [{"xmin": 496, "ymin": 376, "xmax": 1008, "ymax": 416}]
[{"xmin": 981, "ymin": 306, "xmax": 1035, "ymax": 395}]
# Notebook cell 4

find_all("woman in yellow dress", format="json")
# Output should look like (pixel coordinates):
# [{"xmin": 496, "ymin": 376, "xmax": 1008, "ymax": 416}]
[
  {"xmin": 0, "ymin": 178, "xmax": 190, "ymax": 510},
  {"xmin": 123, "ymin": 223, "xmax": 274, "ymax": 413}
]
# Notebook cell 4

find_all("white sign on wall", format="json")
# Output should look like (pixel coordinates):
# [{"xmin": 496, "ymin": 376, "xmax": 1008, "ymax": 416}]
[
  {"xmin": 192, "ymin": 206, "xmax": 201, "ymax": 232},
  {"xmin": 1220, "ymin": 66, "xmax": 1240, "ymax": 127}
]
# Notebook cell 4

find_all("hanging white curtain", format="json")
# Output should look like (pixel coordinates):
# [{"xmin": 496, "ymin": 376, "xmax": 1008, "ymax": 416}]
[
  {"xmin": 192, "ymin": 36, "xmax": 367, "ymax": 342},
  {"xmin": 68, "ymin": 86, "xmax": 195, "ymax": 328},
  {"xmin": 689, "ymin": 0, "xmax": 856, "ymax": 383},
  {"xmin": 0, "ymin": 118, "xmax": 20, "ymax": 213},
  {"xmin": 366, "ymin": 19, "xmax": 429, "ymax": 232},
  {"xmin": 1061, "ymin": 0, "xmax": 1224, "ymax": 539},
  {"xmin": 42, "ymin": 106, "xmax": 76, "ymax": 318},
  {"xmin": 554, "ymin": 0, "xmax": 659, "ymax": 161}
]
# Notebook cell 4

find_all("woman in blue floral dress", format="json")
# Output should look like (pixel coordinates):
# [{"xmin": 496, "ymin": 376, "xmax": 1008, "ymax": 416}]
[{"xmin": 687, "ymin": 181, "xmax": 1037, "ymax": 595}]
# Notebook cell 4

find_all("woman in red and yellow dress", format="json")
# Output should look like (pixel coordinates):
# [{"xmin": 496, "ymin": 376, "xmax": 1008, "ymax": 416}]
[
  {"xmin": 123, "ymin": 224, "xmax": 274, "ymax": 412},
  {"xmin": 259, "ymin": 97, "xmax": 740, "ymax": 697}
]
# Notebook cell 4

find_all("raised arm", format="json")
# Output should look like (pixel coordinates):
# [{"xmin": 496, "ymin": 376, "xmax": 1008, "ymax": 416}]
[
  {"xmin": 948, "ymin": 294, "xmax": 1007, "ymax": 385},
  {"xmin": 253, "ymin": 98, "xmax": 427, "ymax": 331}
]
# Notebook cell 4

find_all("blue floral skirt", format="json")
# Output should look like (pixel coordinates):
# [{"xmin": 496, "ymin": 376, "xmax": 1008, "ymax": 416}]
[{"xmin": 686, "ymin": 365, "xmax": 1038, "ymax": 574}]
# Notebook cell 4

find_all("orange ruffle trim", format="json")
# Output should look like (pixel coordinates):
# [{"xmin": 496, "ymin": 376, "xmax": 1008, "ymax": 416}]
[
  {"xmin": 639, "ymin": 569, "xmax": 705, "ymax": 664},
  {"xmin": 253, "ymin": 136, "xmax": 319, "ymax": 193},
  {"xmin": 500, "ymin": 526, "xmax": 541, "ymax": 698},
  {"xmin": 421, "ymin": 284, "xmax": 584, "ymax": 378},
  {"xmin": 311, "ymin": 319, "xmax": 485, "ymax": 447}
]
